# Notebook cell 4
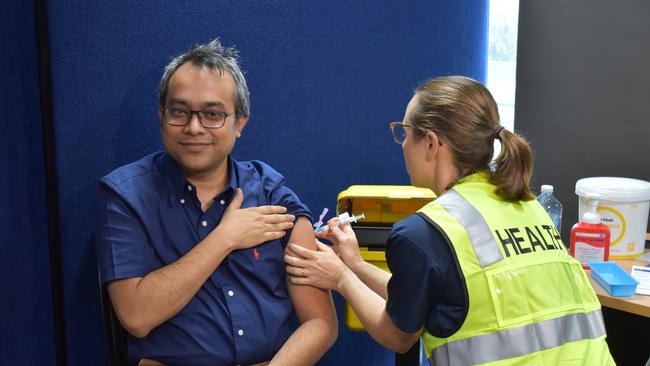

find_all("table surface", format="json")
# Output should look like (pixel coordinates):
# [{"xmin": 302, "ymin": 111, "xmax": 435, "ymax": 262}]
[{"xmin": 587, "ymin": 249, "xmax": 650, "ymax": 318}]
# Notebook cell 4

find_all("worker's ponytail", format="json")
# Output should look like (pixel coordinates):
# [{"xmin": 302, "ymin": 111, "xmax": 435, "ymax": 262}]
[
  {"xmin": 411, "ymin": 76, "xmax": 535, "ymax": 201},
  {"xmin": 491, "ymin": 128, "xmax": 535, "ymax": 201}
]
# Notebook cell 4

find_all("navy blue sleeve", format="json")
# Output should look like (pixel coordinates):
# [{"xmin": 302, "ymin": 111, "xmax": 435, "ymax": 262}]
[
  {"xmin": 269, "ymin": 185, "xmax": 313, "ymax": 247},
  {"xmin": 385, "ymin": 214, "xmax": 467, "ymax": 336},
  {"xmin": 94, "ymin": 181, "xmax": 157, "ymax": 284},
  {"xmin": 269, "ymin": 185, "xmax": 312, "ymax": 221}
]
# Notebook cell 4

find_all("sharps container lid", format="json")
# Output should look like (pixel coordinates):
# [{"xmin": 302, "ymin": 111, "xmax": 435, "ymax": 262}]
[{"xmin": 575, "ymin": 177, "xmax": 650, "ymax": 202}]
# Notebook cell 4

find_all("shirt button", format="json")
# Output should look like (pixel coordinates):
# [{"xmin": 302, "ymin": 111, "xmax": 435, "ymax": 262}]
[
  {"xmin": 237, "ymin": 329, "xmax": 244, "ymax": 336},
  {"xmin": 228, "ymin": 290, "xmax": 234, "ymax": 297},
  {"xmin": 187, "ymin": 185, "xmax": 192, "ymax": 191},
  {"xmin": 179, "ymin": 198, "xmax": 185, "ymax": 204},
  {"xmin": 201, "ymin": 220, "xmax": 208, "ymax": 227},
  {"xmin": 220, "ymin": 199, "xmax": 226, "ymax": 205}
]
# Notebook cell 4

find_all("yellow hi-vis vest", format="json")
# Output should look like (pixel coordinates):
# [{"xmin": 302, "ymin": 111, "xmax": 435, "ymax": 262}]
[{"xmin": 418, "ymin": 172, "xmax": 614, "ymax": 366}]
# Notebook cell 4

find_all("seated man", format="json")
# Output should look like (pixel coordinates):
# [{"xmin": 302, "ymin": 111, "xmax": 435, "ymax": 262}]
[{"xmin": 95, "ymin": 39, "xmax": 337, "ymax": 365}]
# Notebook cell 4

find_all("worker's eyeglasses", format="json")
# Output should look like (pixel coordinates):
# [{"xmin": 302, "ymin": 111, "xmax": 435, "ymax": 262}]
[
  {"xmin": 389, "ymin": 121, "xmax": 413, "ymax": 144},
  {"xmin": 162, "ymin": 107, "xmax": 235, "ymax": 129}
]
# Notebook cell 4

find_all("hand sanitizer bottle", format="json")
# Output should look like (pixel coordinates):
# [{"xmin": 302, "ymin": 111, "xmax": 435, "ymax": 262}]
[{"xmin": 569, "ymin": 196, "xmax": 610, "ymax": 269}]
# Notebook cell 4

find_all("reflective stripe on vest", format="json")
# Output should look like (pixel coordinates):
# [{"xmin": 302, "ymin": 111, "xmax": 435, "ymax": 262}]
[
  {"xmin": 435, "ymin": 189, "xmax": 503, "ymax": 268},
  {"xmin": 428, "ymin": 309, "xmax": 606, "ymax": 366}
]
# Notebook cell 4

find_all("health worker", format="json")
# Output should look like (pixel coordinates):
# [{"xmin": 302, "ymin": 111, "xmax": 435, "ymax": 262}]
[{"xmin": 284, "ymin": 76, "xmax": 615, "ymax": 366}]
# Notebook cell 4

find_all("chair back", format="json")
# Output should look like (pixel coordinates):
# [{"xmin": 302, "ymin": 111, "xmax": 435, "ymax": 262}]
[{"xmin": 98, "ymin": 268, "xmax": 128, "ymax": 365}]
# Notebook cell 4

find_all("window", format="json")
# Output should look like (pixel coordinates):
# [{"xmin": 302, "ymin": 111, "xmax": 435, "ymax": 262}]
[{"xmin": 487, "ymin": 0, "xmax": 520, "ymax": 132}]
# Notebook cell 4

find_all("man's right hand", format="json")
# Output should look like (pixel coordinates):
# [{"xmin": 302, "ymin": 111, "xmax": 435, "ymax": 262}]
[{"xmin": 216, "ymin": 188, "xmax": 295, "ymax": 250}]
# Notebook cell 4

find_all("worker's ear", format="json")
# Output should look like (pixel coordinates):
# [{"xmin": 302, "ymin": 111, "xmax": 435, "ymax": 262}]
[{"xmin": 424, "ymin": 131, "xmax": 441, "ymax": 160}]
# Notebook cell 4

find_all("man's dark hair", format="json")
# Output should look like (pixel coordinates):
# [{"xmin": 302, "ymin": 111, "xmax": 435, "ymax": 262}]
[{"xmin": 158, "ymin": 39, "xmax": 250, "ymax": 118}]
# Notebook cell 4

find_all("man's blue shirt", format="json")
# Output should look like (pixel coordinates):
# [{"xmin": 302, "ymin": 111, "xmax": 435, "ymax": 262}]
[{"xmin": 95, "ymin": 151, "xmax": 312, "ymax": 365}]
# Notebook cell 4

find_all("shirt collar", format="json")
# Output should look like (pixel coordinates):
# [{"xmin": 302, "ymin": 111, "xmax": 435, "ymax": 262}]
[
  {"xmin": 225, "ymin": 156, "xmax": 239, "ymax": 193},
  {"xmin": 161, "ymin": 153, "xmax": 238, "ymax": 205}
]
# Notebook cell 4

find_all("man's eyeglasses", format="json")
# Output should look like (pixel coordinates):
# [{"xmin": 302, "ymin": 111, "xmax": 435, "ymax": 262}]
[
  {"xmin": 389, "ymin": 121, "xmax": 413, "ymax": 144},
  {"xmin": 162, "ymin": 107, "xmax": 235, "ymax": 129}
]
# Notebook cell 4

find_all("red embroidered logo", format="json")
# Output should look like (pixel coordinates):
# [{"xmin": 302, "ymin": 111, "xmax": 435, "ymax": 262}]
[{"xmin": 253, "ymin": 248, "xmax": 260, "ymax": 260}]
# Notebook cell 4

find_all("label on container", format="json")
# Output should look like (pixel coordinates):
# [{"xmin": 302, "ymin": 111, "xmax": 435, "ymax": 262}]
[
  {"xmin": 573, "ymin": 241, "xmax": 606, "ymax": 263},
  {"xmin": 578, "ymin": 199, "xmax": 650, "ymax": 259},
  {"xmin": 597, "ymin": 206, "xmax": 625, "ymax": 245}
]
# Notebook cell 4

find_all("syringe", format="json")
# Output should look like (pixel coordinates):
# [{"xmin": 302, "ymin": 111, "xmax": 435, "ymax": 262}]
[{"xmin": 315, "ymin": 212, "xmax": 365, "ymax": 233}]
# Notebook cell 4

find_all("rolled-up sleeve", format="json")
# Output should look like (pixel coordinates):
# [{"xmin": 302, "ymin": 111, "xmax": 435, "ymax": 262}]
[
  {"xmin": 269, "ymin": 185, "xmax": 312, "ymax": 247},
  {"xmin": 95, "ymin": 181, "xmax": 156, "ymax": 284},
  {"xmin": 269, "ymin": 185, "xmax": 312, "ymax": 220}
]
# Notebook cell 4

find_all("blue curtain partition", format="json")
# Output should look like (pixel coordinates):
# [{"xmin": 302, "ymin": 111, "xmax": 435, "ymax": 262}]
[{"xmin": 2, "ymin": 1, "xmax": 487, "ymax": 364}]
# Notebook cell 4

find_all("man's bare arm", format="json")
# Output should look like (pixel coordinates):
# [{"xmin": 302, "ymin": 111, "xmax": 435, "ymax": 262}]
[
  {"xmin": 107, "ymin": 189, "xmax": 295, "ymax": 338},
  {"xmin": 269, "ymin": 218, "xmax": 338, "ymax": 365}
]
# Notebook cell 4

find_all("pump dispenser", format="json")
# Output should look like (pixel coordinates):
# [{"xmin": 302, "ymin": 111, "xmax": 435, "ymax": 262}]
[
  {"xmin": 581, "ymin": 199, "xmax": 601, "ymax": 225},
  {"xmin": 569, "ymin": 196, "xmax": 611, "ymax": 268}
]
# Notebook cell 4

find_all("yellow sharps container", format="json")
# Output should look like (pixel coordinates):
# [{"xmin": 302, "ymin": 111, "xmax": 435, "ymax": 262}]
[{"xmin": 336, "ymin": 185, "xmax": 436, "ymax": 330}]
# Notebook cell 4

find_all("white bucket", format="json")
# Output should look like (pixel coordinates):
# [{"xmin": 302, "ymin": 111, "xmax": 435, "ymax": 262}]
[{"xmin": 575, "ymin": 177, "xmax": 650, "ymax": 259}]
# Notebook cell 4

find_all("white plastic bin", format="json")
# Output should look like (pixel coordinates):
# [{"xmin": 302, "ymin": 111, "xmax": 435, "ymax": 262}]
[{"xmin": 575, "ymin": 177, "xmax": 650, "ymax": 259}]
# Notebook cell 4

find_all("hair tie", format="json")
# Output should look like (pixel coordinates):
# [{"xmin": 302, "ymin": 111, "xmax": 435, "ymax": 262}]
[{"xmin": 493, "ymin": 126, "xmax": 505, "ymax": 140}]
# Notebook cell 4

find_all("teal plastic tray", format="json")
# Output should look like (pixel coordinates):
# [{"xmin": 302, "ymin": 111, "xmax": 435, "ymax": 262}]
[{"xmin": 588, "ymin": 261, "xmax": 639, "ymax": 297}]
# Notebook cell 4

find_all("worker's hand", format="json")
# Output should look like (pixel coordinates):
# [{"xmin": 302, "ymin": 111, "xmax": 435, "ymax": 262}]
[
  {"xmin": 316, "ymin": 219, "xmax": 363, "ymax": 270},
  {"xmin": 285, "ymin": 241, "xmax": 350, "ymax": 292},
  {"xmin": 216, "ymin": 188, "xmax": 295, "ymax": 250}
]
